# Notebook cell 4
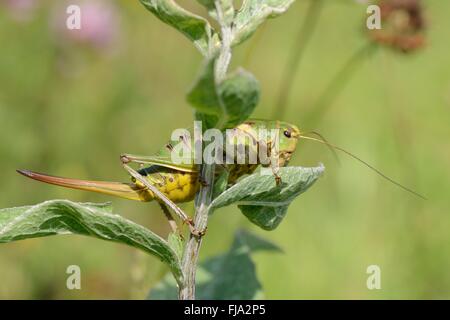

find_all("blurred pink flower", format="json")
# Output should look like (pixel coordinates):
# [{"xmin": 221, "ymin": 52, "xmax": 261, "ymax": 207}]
[
  {"xmin": 52, "ymin": 0, "xmax": 120, "ymax": 50},
  {"xmin": 1, "ymin": 0, "xmax": 38, "ymax": 21}
]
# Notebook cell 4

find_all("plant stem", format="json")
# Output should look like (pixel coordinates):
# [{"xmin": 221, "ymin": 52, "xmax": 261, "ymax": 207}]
[
  {"xmin": 274, "ymin": 0, "xmax": 324, "ymax": 119},
  {"xmin": 178, "ymin": 163, "xmax": 215, "ymax": 300},
  {"xmin": 305, "ymin": 42, "xmax": 377, "ymax": 126},
  {"xmin": 178, "ymin": 1, "xmax": 232, "ymax": 300}
]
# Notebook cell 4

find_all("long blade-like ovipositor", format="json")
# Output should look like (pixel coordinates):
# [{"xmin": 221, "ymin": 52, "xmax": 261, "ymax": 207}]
[{"xmin": 17, "ymin": 170, "xmax": 152, "ymax": 202}]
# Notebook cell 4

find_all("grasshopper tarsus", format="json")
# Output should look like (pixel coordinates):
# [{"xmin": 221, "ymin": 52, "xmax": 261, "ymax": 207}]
[
  {"xmin": 120, "ymin": 154, "xmax": 131, "ymax": 164},
  {"xmin": 191, "ymin": 226, "xmax": 207, "ymax": 238},
  {"xmin": 198, "ymin": 177, "xmax": 209, "ymax": 187},
  {"xmin": 198, "ymin": 227, "xmax": 207, "ymax": 237},
  {"xmin": 181, "ymin": 217, "xmax": 194, "ymax": 226},
  {"xmin": 275, "ymin": 175, "xmax": 282, "ymax": 186},
  {"xmin": 184, "ymin": 218, "xmax": 206, "ymax": 238}
]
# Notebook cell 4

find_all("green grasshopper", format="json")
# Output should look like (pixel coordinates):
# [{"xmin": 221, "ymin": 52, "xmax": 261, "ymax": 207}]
[{"xmin": 17, "ymin": 119, "xmax": 424, "ymax": 236}]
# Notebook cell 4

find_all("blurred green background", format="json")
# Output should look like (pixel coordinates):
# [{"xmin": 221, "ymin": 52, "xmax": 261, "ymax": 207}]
[{"xmin": 1, "ymin": 0, "xmax": 449, "ymax": 299}]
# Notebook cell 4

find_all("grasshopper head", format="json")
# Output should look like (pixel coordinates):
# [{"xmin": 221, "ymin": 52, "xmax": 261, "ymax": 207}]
[
  {"xmin": 276, "ymin": 121, "xmax": 300, "ymax": 167},
  {"xmin": 236, "ymin": 119, "xmax": 300, "ymax": 167}
]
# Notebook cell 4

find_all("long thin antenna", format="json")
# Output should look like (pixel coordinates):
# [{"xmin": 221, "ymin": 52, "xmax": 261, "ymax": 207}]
[
  {"xmin": 299, "ymin": 134, "xmax": 427, "ymax": 200},
  {"xmin": 303, "ymin": 130, "xmax": 340, "ymax": 165}
]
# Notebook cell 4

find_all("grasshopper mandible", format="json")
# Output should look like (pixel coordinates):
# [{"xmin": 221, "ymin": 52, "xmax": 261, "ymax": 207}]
[{"xmin": 17, "ymin": 119, "xmax": 424, "ymax": 236}]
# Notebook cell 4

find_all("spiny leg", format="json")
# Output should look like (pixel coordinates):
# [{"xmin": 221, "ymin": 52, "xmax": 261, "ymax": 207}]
[
  {"xmin": 122, "ymin": 163, "xmax": 191, "ymax": 228},
  {"xmin": 120, "ymin": 154, "xmax": 164, "ymax": 166},
  {"xmin": 271, "ymin": 155, "xmax": 282, "ymax": 185},
  {"xmin": 269, "ymin": 153, "xmax": 282, "ymax": 186},
  {"xmin": 120, "ymin": 153, "xmax": 195, "ymax": 173},
  {"xmin": 266, "ymin": 140, "xmax": 282, "ymax": 186},
  {"xmin": 121, "ymin": 161, "xmax": 205, "ymax": 237}
]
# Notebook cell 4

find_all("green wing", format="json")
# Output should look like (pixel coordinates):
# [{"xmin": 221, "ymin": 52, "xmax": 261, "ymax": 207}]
[{"xmin": 123, "ymin": 129, "xmax": 200, "ymax": 173}]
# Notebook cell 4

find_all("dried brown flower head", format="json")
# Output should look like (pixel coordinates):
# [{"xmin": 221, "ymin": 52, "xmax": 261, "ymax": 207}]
[{"xmin": 368, "ymin": 0, "xmax": 426, "ymax": 53}]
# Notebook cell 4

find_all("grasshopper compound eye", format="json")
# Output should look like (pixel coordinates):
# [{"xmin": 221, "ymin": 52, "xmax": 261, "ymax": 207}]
[{"xmin": 283, "ymin": 129, "xmax": 292, "ymax": 138}]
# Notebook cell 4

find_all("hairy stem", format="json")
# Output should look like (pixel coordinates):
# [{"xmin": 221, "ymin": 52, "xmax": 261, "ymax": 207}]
[
  {"xmin": 178, "ymin": 163, "xmax": 215, "ymax": 300},
  {"xmin": 178, "ymin": 1, "xmax": 232, "ymax": 300}
]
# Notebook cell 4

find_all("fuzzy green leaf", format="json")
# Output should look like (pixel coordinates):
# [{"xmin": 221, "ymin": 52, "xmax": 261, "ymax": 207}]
[
  {"xmin": 139, "ymin": 0, "xmax": 218, "ymax": 56},
  {"xmin": 188, "ymin": 60, "xmax": 260, "ymax": 129},
  {"xmin": 168, "ymin": 232, "xmax": 184, "ymax": 261},
  {"xmin": 210, "ymin": 165, "xmax": 325, "ymax": 230},
  {"xmin": 188, "ymin": 60, "xmax": 219, "ymax": 116},
  {"xmin": 197, "ymin": 0, "xmax": 235, "ymax": 25},
  {"xmin": 212, "ymin": 170, "xmax": 230, "ymax": 200},
  {"xmin": 0, "ymin": 200, "xmax": 183, "ymax": 285},
  {"xmin": 220, "ymin": 68, "xmax": 260, "ymax": 126},
  {"xmin": 149, "ymin": 229, "xmax": 281, "ymax": 299},
  {"xmin": 232, "ymin": 0, "xmax": 295, "ymax": 46}
]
